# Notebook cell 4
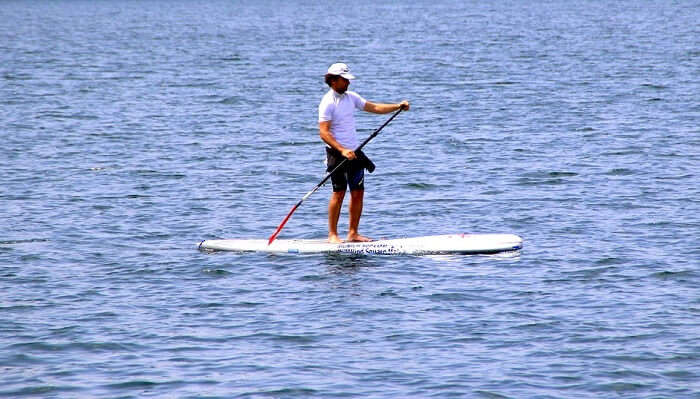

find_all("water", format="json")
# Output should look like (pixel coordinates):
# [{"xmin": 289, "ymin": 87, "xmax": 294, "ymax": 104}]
[{"xmin": 2, "ymin": 0, "xmax": 699, "ymax": 397}]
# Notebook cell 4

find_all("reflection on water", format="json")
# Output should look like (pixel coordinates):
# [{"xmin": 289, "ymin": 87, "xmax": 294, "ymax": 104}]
[{"xmin": 323, "ymin": 253, "xmax": 379, "ymax": 272}]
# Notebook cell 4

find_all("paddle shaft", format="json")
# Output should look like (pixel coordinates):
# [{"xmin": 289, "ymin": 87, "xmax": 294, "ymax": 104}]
[{"xmin": 268, "ymin": 108, "xmax": 403, "ymax": 244}]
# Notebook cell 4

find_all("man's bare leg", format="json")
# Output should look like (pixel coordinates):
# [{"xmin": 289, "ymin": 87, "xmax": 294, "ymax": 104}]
[
  {"xmin": 328, "ymin": 190, "xmax": 345, "ymax": 243},
  {"xmin": 347, "ymin": 189, "xmax": 372, "ymax": 242}
]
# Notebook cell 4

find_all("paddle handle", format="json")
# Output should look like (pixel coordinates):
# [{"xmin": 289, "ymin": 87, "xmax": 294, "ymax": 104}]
[{"xmin": 355, "ymin": 108, "xmax": 402, "ymax": 152}]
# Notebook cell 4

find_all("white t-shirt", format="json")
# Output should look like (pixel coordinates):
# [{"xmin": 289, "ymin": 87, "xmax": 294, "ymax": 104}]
[{"xmin": 318, "ymin": 89, "xmax": 367, "ymax": 149}]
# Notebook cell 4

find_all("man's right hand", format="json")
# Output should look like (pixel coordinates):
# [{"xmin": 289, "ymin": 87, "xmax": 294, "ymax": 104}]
[{"xmin": 341, "ymin": 148, "xmax": 357, "ymax": 160}]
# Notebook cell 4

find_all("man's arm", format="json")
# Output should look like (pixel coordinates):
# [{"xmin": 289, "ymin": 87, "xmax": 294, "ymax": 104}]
[
  {"xmin": 363, "ymin": 100, "xmax": 410, "ymax": 114},
  {"xmin": 319, "ymin": 121, "xmax": 357, "ymax": 160}
]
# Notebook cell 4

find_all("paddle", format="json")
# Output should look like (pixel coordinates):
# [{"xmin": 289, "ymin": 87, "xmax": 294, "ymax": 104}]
[{"xmin": 268, "ymin": 108, "xmax": 404, "ymax": 245}]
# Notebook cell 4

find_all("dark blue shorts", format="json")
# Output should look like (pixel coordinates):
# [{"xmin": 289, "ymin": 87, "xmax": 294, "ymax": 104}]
[
  {"xmin": 330, "ymin": 163, "xmax": 365, "ymax": 192},
  {"xmin": 326, "ymin": 147, "xmax": 365, "ymax": 192}
]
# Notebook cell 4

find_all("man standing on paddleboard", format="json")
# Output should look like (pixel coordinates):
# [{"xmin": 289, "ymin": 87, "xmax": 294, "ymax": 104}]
[{"xmin": 319, "ymin": 63, "xmax": 409, "ymax": 243}]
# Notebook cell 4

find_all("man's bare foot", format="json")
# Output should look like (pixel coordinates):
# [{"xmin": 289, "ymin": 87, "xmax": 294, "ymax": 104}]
[
  {"xmin": 346, "ymin": 234, "xmax": 373, "ymax": 242},
  {"xmin": 328, "ymin": 234, "xmax": 343, "ymax": 243}
]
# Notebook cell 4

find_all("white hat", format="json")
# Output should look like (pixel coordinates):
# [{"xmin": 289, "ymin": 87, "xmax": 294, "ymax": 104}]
[{"xmin": 326, "ymin": 63, "xmax": 356, "ymax": 80}]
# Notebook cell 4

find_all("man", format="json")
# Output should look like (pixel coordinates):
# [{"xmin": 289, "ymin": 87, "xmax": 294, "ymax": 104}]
[{"xmin": 318, "ymin": 62, "xmax": 409, "ymax": 243}]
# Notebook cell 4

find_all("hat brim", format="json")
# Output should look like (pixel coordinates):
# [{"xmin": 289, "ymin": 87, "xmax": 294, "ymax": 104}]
[{"xmin": 339, "ymin": 73, "xmax": 356, "ymax": 80}]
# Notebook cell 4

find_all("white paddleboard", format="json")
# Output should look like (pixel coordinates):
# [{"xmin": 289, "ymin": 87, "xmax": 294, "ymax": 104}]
[{"xmin": 198, "ymin": 233, "xmax": 522, "ymax": 255}]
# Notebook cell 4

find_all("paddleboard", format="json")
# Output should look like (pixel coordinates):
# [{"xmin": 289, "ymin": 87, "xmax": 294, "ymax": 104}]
[{"xmin": 198, "ymin": 233, "xmax": 522, "ymax": 255}]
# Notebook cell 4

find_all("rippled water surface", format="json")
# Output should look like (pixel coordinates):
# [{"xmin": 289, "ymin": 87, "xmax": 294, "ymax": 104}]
[{"xmin": 2, "ymin": 0, "xmax": 699, "ymax": 397}]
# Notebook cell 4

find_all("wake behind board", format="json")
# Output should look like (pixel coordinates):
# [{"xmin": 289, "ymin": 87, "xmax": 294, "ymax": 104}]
[{"xmin": 198, "ymin": 233, "xmax": 522, "ymax": 255}]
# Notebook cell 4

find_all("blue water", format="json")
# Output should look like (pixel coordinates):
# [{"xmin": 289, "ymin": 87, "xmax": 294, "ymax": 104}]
[{"xmin": 2, "ymin": 0, "xmax": 699, "ymax": 397}]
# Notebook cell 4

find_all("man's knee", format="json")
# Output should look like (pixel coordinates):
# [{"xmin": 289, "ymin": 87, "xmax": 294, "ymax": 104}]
[
  {"xmin": 330, "ymin": 190, "xmax": 346, "ymax": 202},
  {"xmin": 349, "ymin": 189, "xmax": 364, "ymax": 201}
]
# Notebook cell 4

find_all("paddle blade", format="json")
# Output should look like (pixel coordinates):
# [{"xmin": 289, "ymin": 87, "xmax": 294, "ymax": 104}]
[{"xmin": 268, "ymin": 201, "xmax": 301, "ymax": 245}]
